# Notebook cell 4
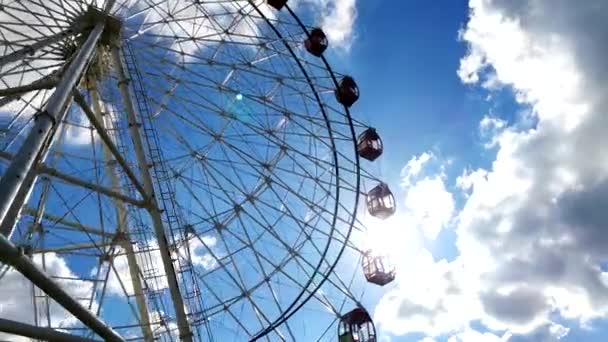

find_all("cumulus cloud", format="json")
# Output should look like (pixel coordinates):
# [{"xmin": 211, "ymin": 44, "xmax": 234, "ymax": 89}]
[
  {"xmin": 102, "ymin": 235, "xmax": 218, "ymax": 297},
  {"xmin": 399, "ymin": 153, "xmax": 455, "ymax": 240},
  {"xmin": 479, "ymin": 115, "xmax": 507, "ymax": 148},
  {"xmin": 299, "ymin": 0, "xmax": 358, "ymax": 49},
  {"xmin": 401, "ymin": 152, "xmax": 433, "ymax": 187},
  {"xmin": 448, "ymin": 327, "xmax": 506, "ymax": 342},
  {"xmin": 403, "ymin": 175, "xmax": 454, "ymax": 240},
  {"xmin": 0, "ymin": 253, "xmax": 93, "ymax": 341},
  {"xmin": 507, "ymin": 323, "xmax": 569, "ymax": 342},
  {"xmin": 376, "ymin": 0, "xmax": 608, "ymax": 340}
]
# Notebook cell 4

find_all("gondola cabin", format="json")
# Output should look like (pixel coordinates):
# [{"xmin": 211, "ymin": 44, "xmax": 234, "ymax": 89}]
[
  {"xmin": 338, "ymin": 307, "xmax": 377, "ymax": 342},
  {"xmin": 366, "ymin": 183, "xmax": 396, "ymax": 219},
  {"xmin": 267, "ymin": 0, "xmax": 287, "ymax": 10},
  {"xmin": 305, "ymin": 28, "xmax": 328, "ymax": 57},
  {"xmin": 362, "ymin": 250, "xmax": 395, "ymax": 286},
  {"xmin": 335, "ymin": 76, "xmax": 359, "ymax": 107},
  {"xmin": 357, "ymin": 128, "xmax": 383, "ymax": 162}
]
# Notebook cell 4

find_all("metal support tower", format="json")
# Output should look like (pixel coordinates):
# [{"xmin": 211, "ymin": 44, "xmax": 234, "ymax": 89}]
[
  {"xmin": 87, "ymin": 82, "xmax": 154, "ymax": 341},
  {"xmin": 0, "ymin": 10, "xmax": 125, "ymax": 341},
  {"xmin": 110, "ymin": 44, "xmax": 194, "ymax": 341},
  {"xmin": 0, "ymin": 23, "xmax": 105, "ymax": 238}
]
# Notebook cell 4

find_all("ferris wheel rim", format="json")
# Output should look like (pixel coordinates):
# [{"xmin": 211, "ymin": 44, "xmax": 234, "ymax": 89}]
[{"xmin": 247, "ymin": 3, "xmax": 362, "ymax": 340}]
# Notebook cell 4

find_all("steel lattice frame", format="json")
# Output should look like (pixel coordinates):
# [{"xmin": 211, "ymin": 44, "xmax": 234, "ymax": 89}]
[{"xmin": 0, "ymin": 0, "xmax": 381, "ymax": 341}]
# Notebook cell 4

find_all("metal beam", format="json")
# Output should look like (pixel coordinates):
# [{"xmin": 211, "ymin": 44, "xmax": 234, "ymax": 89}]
[
  {"xmin": 33, "ymin": 240, "xmax": 115, "ymax": 254},
  {"xmin": 0, "ymin": 71, "xmax": 59, "ymax": 97},
  {"xmin": 0, "ymin": 150, "xmax": 147, "ymax": 208},
  {"xmin": 0, "ymin": 132, "xmax": 54, "ymax": 242},
  {"xmin": 110, "ymin": 44, "xmax": 193, "ymax": 342},
  {"xmin": 22, "ymin": 207, "xmax": 115, "ymax": 238},
  {"xmin": 0, "ymin": 29, "xmax": 73, "ymax": 69},
  {"xmin": 0, "ymin": 234, "xmax": 123, "ymax": 341},
  {"xmin": 73, "ymin": 90, "xmax": 149, "ymax": 200},
  {"xmin": 88, "ymin": 81, "xmax": 154, "ymax": 341},
  {"xmin": 0, "ymin": 22, "xmax": 105, "ymax": 238},
  {"xmin": 40, "ymin": 162, "xmax": 147, "ymax": 207},
  {"xmin": 0, "ymin": 318, "xmax": 100, "ymax": 342}
]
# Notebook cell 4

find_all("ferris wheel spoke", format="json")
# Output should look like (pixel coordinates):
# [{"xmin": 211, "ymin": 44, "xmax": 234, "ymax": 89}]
[
  {"xmin": 183, "ymin": 252, "xmax": 257, "ymax": 336},
  {"xmin": 0, "ymin": 72, "xmax": 59, "ymax": 100},
  {"xmin": 30, "ymin": 0, "xmax": 76, "ymax": 26},
  {"xmin": 43, "ymin": 183, "xmax": 111, "ymax": 255},
  {"xmin": 0, "ymin": 29, "xmax": 71, "ymax": 69},
  {"xmin": 141, "ymin": 64, "xmax": 326, "ymax": 128},
  {"xmin": 233, "ymin": 211, "xmax": 299, "ymax": 341},
  {"xmin": 182, "ymin": 157, "xmax": 316, "ymax": 294},
  {"xmin": 215, "ymin": 231, "xmax": 276, "ymax": 331},
  {"xmin": 73, "ymin": 91, "xmax": 149, "ymax": 199},
  {"xmin": 101, "ymin": 252, "xmax": 152, "ymax": 328},
  {"xmin": 32, "ymin": 239, "xmax": 114, "ymax": 254}
]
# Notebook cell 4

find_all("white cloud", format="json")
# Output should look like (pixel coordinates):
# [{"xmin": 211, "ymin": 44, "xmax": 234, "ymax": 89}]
[
  {"xmin": 401, "ymin": 152, "xmax": 433, "ymax": 186},
  {"xmin": 448, "ymin": 327, "xmax": 506, "ymax": 342},
  {"xmin": 299, "ymin": 0, "xmax": 358, "ymax": 49},
  {"xmin": 148, "ymin": 309, "xmax": 179, "ymax": 340},
  {"xmin": 102, "ymin": 241, "xmax": 166, "ymax": 297},
  {"xmin": 456, "ymin": 168, "xmax": 488, "ymax": 194},
  {"xmin": 399, "ymin": 152, "xmax": 455, "ymax": 240},
  {"xmin": 404, "ymin": 176, "xmax": 455, "ymax": 240},
  {"xmin": 182, "ymin": 234, "xmax": 220, "ymax": 270},
  {"xmin": 376, "ymin": 0, "xmax": 608, "ymax": 340},
  {"xmin": 479, "ymin": 115, "xmax": 507, "ymax": 148},
  {"xmin": 374, "ymin": 252, "xmax": 484, "ymax": 337},
  {"xmin": 506, "ymin": 323, "xmax": 569, "ymax": 342},
  {"xmin": 101, "ymin": 235, "xmax": 219, "ymax": 297},
  {"xmin": 0, "ymin": 253, "xmax": 93, "ymax": 341}
]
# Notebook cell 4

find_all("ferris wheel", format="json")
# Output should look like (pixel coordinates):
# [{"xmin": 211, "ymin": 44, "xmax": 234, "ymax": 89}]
[{"xmin": 0, "ymin": 0, "xmax": 397, "ymax": 341}]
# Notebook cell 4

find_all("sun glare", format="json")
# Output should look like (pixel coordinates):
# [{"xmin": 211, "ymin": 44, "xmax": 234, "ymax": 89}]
[{"xmin": 361, "ymin": 215, "xmax": 424, "ymax": 272}]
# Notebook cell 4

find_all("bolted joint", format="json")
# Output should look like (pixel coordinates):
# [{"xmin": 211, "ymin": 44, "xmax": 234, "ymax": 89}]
[
  {"xmin": 101, "ymin": 252, "xmax": 114, "ymax": 263},
  {"xmin": 34, "ymin": 110, "xmax": 57, "ymax": 126},
  {"xmin": 33, "ymin": 222, "xmax": 44, "ymax": 234},
  {"xmin": 112, "ymin": 230, "xmax": 130, "ymax": 245},
  {"xmin": 117, "ymin": 78, "xmax": 131, "ymax": 87},
  {"xmin": 17, "ymin": 245, "xmax": 34, "ymax": 257}
]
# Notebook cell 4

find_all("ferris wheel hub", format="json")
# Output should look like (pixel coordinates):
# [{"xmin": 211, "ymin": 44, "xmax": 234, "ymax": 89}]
[{"xmin": 75, "ymin": 6, "xmax": 123, "ymax": 46}]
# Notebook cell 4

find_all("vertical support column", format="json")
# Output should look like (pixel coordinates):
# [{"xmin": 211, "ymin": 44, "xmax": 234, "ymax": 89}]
[
  {"xmin": 89, "ymin": 83, "xmax": 154, "ymax": 342},
  {"xmin": 110, "ymin": 45, "xmax": 193, "ymax": 341},
  {"xmin": 28, "ymin": 132, "xmax": 62, "ymax": 329},
  {"xmin": 0, "ymin": 22, "xmax": 105, "ymax": 238},
  {"xmin": 0, "ymin": 20, "xmax": 126, "ymax": 342}
]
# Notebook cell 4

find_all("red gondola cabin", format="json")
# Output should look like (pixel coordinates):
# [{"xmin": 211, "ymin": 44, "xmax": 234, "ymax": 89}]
[
  {"xmin": 335, "ymin": 76, "xmax": 359, "ymax": 107},
  {"xmin": 305, "ymin": 28, "xmax": 328, "ymax": 57},
  {"xmin": 366, "ymin": 183, "xmax": 396, "ymax": 219},
  {"xmin": 362, "ymin": 250, "xmax": 395, "ymax": 286},
  {"xmin": 338, "ymin": 307, "xmax": 377, "ymax": 342},
  {"xmin": 357, "ymin": 128, "xmax": 383, "ymax": 162},
  {"xmin": 267, "ymin": 0, "xmax": 287, "ymax": 10}
]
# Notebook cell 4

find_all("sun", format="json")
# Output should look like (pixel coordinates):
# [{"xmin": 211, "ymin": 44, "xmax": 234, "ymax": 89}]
[{"xmin": 359, "ymin": 214, "xmax": 424, "ymax": 272}]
